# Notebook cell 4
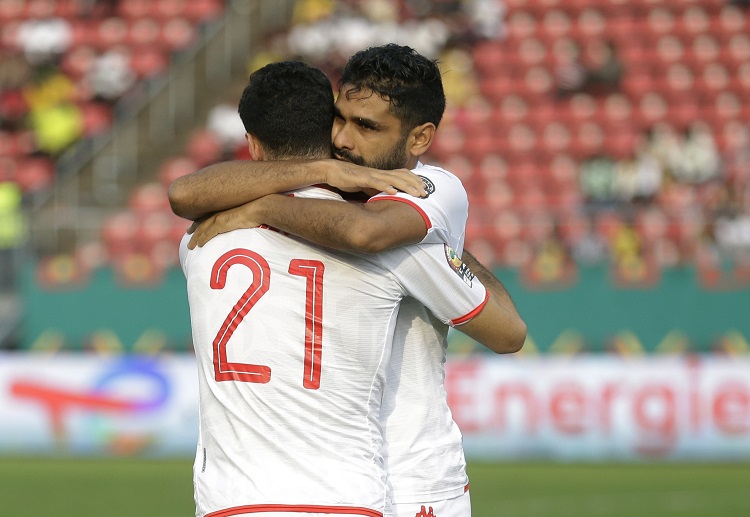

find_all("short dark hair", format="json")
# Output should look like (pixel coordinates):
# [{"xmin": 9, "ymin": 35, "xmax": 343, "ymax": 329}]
[
  {"xmin": 338, "ymin": 44, "xmax": 446, "ymax": 132},
  {"xmin": 238, "ymin": 61, "xmax": 333, "ymax": 159}
]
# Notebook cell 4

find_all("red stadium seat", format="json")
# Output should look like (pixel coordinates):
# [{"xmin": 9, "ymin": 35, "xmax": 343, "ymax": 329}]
[
  {"xmin": 130, "ymin": 46, "xmax": 168, "ymax": 78},
  {"xmin": 646, "ymin": 6, "xmax": 677, "ymax": 37},
  {"xmin": 481, "ymin": 178, "xmax": 514, "ymax": 213},
  {"xmin": 129, "ymin": 182, "xmax": 170, "ymax": 214},
  {"xmin": 69, "ymin": 19, "xmax": 95, "ymax": 48},
  {"xmin": 79, "ymin": 101, "xmax": 113, "ymax": 136},
  {"xmin": 158, "ymin": 156, "xmax": 198, "ymax": 189},
  {"xmin": 127, "ymin": 17, "xmax": 161, "ymax": 46},
  {"xmin": 14, "ymin": 156, "xmax": 54, "ymax": 193},
  {"xmin": 685, "ymin": 34, "xmax": 720, "ymax": 70},
  {"xmin": 186, "ymin": 129, "xmax": 223, "ymax": 167},
  {"xmin": 138, "ymin": 211, "xmax": 175, "ymax": 250},
  {"xmin": 572, "ymin": 121, "xmax": 605, "ymax": 158},
  {"xmin": 0, "ymin": 0, "xmax": 23, "ymax": 22},
  {"xmin": 94, "ymin": 17, "xmax": 129, "ymax": 50},
  {"xmin": 152, "ymin": 0, "xmax": 187, "ymax": 20},
  {"xmin": 101, "ymin": 211, "xmax": 140, "ymax": 258},
  {"xmin": 517, "ymin": 37, "xmax": 548, "ymax": 68},
  {"xmin": 505, "ymin": 10, "xmax": 538, "ymax": 41},
  {"xmin": 118, "ymin": 0, "xmax": 151, "ymax": 19},
  {"xmin": 541, "ymin": 9, "xmax": 572, "ymax": 39},
  {"xmin": 727, "ymin": 33, "xmax": 750, "ymax": 64},
  {"xmin": 24, "ymin": 0, "xmax": 56, "ymax": 18},
  {"xmin": 472, "ymin": 41, "xmax": 505, "ymax": 76},
  {"xmin": 60, "ymin": 45, "xmax": 97, "ymax": 80},
  {"xmin": 576, "ymin": 8, "xmax": 607, "ymax": 38},
  {"xmin": 634, "ymin": 92, "xmax": 668, "ymax": 129},
  {"xmin": 711, "ymin": 4, "xmax": 747, "ymax": 35},
  {"xmin": 675, "ymin": 5, "xmax": 710, "ymax": 38},
  {"xmin": 0, "ymin": 156, "xmax": 18, "ymax": 183},
  {"xmin": 160, "ymin": 17, "xmax": 196, "ymax": 51},
  {"xmin": 183, "ymin": 0, "xmax": 223, "ymax": 23}
]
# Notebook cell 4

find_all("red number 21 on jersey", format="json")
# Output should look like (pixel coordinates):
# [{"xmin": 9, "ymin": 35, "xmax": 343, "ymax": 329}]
[{"xmin": 210, "ymin": 248, "xmax": 325, "ymax": 389}]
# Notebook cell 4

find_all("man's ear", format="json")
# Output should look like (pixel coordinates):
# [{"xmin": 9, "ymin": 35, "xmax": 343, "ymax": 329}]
[
  {"xmin": 245, "ymin": 133, "xmax": 266, "ymax": 161},
  {"xmin": 407, "ymin": 122, "xmax": 436, "ymax": 158}
]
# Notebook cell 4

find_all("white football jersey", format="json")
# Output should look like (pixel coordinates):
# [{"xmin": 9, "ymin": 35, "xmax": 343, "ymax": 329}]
[
  {"xmin": 369, "ymin": 163, "xmax": 473, "ymax": 504},
  {"xmin": 180, "ymin": 187, "xmax": 486, "ymax": 517}
]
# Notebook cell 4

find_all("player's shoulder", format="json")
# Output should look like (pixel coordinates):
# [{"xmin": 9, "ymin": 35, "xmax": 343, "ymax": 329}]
[
  {"xmin": 413, "ymin": 162, "xmax": 462, "ymax": 184},
  {"xmin": 412, "ymin": 162, "xmax": 468, "ymax": 202}
]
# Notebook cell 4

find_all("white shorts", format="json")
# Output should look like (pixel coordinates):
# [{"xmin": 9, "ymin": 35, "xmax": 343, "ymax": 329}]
[
  {"xmin": 217, "ymin": 507, "xmax": 382, "ymax": 517},
  {"xmin": 388, "ymin": 491, "xmax": 471, "ymax": 517},
  {"xmin": 231, "ymin": 512, "xmax": 381, "ymax": 517}
]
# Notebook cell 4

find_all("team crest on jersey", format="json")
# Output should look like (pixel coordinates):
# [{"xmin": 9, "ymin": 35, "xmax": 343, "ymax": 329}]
[
  {"xmin": 444, "ymin": 244, "xmax": 474, "ymax": 287},
  {"xmin": 415, "ymin": 506, "xmax": 436, "ymax": 517},
  {"xmin": 419, "ymin": 175, "xmax": 435, "ymax": 197}
]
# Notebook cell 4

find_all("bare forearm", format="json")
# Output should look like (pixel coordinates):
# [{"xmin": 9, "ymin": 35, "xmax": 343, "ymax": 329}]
[
  {"xmin": 463, "ymin": 250, "xmax": 518, "ymax": 312},
  {"xmin": 460, "ymin": 250, "xmax": 527, "ymax": 353},
  {"xmin": 254, "ymin": 195, "xmax": 426, "ymax": 253},
  {"xmin": 168, "ymin": 159, "xmax": 426, "ymax": 221},
  {"xmin": 257, "ymin": 196, "xmax": 384, "ymax": 252},
  {"xmin": 168, "ymin": 160, "xmax": 327, "ymax": 220}
]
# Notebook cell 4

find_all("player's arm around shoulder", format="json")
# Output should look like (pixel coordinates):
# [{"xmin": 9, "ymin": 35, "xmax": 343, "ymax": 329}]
[
  {"xmin": 347, "ymin": 198, "xmax": 430, "ymax": 253},
  {"xmin": 360, "ymin": 164, "xmax": 470, "ymax": 251},
  {"xmin": 456, "ymin": 251, "xmax": 527, "ymax": 354}
]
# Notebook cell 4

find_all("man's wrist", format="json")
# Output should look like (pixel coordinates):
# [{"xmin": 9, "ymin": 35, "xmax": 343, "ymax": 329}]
[{"xmin": 308, "ymin": 159, "xmax": 334, "ymax": 186}]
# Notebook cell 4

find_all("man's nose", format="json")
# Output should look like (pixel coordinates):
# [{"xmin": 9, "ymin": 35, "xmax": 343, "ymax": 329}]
[{"xmin": 332, "ymin": 123, "xmax": 353, "ymax": 150}]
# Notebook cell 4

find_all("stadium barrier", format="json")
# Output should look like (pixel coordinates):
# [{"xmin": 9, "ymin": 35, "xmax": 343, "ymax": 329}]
[
  {"xmin": 20, "ymin": 263, "xmax": 750, "ymax": 354},
  {"xmin": 1, "ymin": 353, "xmax": 749, "ymax": 461}
]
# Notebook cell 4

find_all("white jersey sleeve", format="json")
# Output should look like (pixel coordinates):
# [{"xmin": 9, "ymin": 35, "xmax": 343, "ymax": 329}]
[
  {"xmin": 366, "ymin": 163, "xmax": 468, "ymax": 253},
  {"xmin": 373, "ymin": 242, "xmax": 487, "ymax": 327}
]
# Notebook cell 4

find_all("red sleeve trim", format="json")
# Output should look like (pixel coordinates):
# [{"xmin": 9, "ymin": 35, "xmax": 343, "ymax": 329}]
[
  {"xmin": 366, "ymin": 196, "xmax": 432, "ymax": 230},
  {"xmin": 206, "ymin": 504, "xmax": 382, "ymax": 517},
  {"xmin": 450, "ymin": 291, "xmax": 489, "ymax": 326}
]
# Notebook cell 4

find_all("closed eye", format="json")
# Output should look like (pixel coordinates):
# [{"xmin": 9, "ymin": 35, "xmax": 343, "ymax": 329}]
[{"xmin": 356, "ymin": 117, "xmax": 380, "ymax": 131}]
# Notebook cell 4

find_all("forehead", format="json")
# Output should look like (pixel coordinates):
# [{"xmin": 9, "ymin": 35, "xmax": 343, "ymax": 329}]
[{"xmin": 335, "ymin": 85, "xmax": 395, "ymax": 121}]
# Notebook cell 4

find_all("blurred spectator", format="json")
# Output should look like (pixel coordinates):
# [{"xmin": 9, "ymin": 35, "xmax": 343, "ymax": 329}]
[
  {"xmin": 85, "ymin": 47, "xmax": 136, "ymax": 103},
  {"xmin": 15, "ymin": 11, "xmax": 73, "ymax": 66},
  {"xmin": 646, "ymin": 122, "xmax": 682, "ymax": 177},
  {"xmin": 553, "ymin": 39, "xmax": 587, "ymax": 98},
  {"xmin": 670, "ymin": 122, "xmax": 721, "ymax": 185},
  {"xmin": 0, "ymin": 49, "xmax": 33, "ymax": 131},
  {"xmin": 583, "ymin": 40, "xmax": 623, "ymax": 96},
  {"xmin": 206, "ymin": 99, "xmax": 247, "ymax": 160},
  {"xmin": 78, "ymin": 0, "xmax": 121, "ymax": 17},
  {"xmin": 247, "ymin": 30, "xmax": 291, "ymax": 76},
  {"xmin": 464, "ymin": 0, "xmax": 506, "ymax": 41},
  {"xmin": 571, "ymin": 215, "xmax": 608, "ymax": 265},
  {"xmin": 0, "ymin": 48, "xmax": 32, "ymax": 94},
  {"xmin": 29, "ymin": 101, "xmax": 84, "ymax": 156},
  {"xmin": 554, "ymin": 38, "xmax": 623, "ymax": 99},
  {"xmin": 292, "ymin": 0, "xmax": 337, "ymax": 24},
  {"xmin": 0, "ymin": 181, "xmax": 26, "ymax": 291},
  {"xmin": 524, "ymin": 224, "xmax": 577, "ymax": 286},
  {"xmin": 579, "ymin": 154, "xmax": 618, "ymax": 205},
  {"xmin": 23, "ymin": 66, "xmax": 84, "ymax": 155},
  {"xmin": 610, "ymin": 221, "xmax": 642, "ymax": 265},
  {"xmin": 439, "ymin": 44, "xmax": 480, "ymax": 107},
  {"xmin": 285, "ymin": 0, "xmax": 452, "ymax": 71},
  {"xmin": 715, "ymin": 212, "xmax": 750, "ymax": 260},
  {"xmin": 613, "ymin": 135, "xmax": 663, "ymax": 204}
]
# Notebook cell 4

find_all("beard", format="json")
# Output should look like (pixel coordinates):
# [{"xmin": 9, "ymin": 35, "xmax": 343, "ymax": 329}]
[{"xmin": 332, "ymin": 134, "xmax": 409, "ymax": 170}]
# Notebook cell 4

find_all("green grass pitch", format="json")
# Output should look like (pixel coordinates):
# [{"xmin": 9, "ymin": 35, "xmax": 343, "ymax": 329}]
[{"xmin": 0, "ymin": 458, "xmax": 748, "ymax": 517}]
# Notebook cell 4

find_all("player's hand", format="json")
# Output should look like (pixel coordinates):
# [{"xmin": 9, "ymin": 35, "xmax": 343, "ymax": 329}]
[
  {"xmin": 324, "ymin": 160, "xmax": 427, "ymax": 198},
  {"xmin": 187, "ymin": 203, "xmax": 262, "ymax": 249}
]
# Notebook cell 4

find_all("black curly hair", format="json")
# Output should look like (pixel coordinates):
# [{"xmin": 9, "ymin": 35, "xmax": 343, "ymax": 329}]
[
  {"xmin": 338, "ymin": 44, "xmax": 446, "ymax": 133},
  {"xmin": 238, "ymin": 61, "xmax": 334, "ymax": 159}
]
